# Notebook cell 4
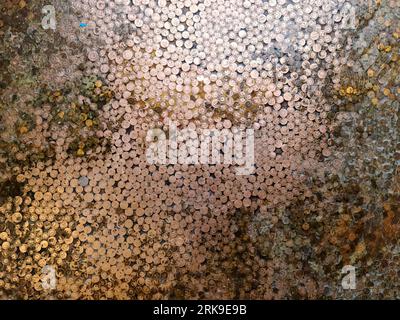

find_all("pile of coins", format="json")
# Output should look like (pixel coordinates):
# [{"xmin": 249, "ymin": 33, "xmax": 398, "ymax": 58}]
[{"xmin": 1, "ymin": 0, "xmax": 398, "ymax": 299}]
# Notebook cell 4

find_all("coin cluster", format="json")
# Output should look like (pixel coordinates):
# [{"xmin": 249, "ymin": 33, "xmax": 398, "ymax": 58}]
[{"xmin": 1, "ymin": 0, "xmax": 394, "ymax": 299}]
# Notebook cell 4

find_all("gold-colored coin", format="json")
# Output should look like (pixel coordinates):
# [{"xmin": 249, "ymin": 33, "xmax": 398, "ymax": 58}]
[
  {"xmin": 2, "ymin": 242, "xmax": 10, "ymax": 250},
  {"xmin": 40, "ymin": 240, "xmax": 48, "ymax": 249}
]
